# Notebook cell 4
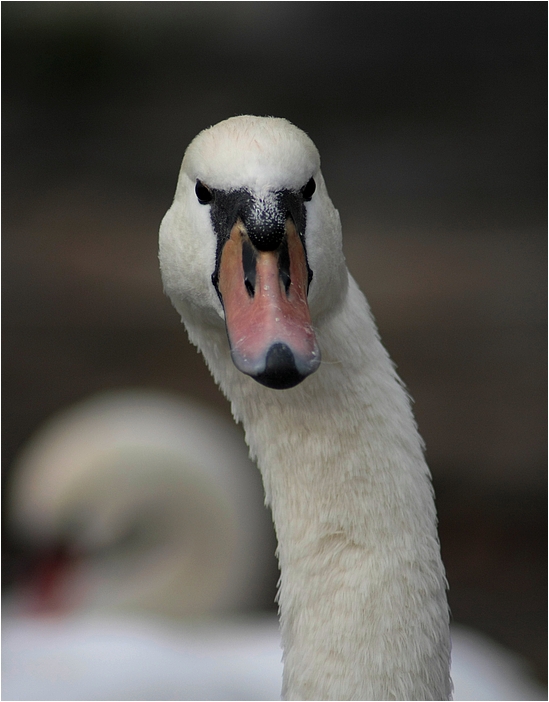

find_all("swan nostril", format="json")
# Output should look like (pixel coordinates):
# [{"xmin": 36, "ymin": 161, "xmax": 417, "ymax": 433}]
[
  {"xmin": 278, "ymin": 238, "xmax": 291, "ymax": 295},
  {"xmin": 244, "ymin": 277, "xmax": 255, "ymax": 297},
  {"xmin": 242, "ymin": 238, "xmax": 257, "ymax": 298}
]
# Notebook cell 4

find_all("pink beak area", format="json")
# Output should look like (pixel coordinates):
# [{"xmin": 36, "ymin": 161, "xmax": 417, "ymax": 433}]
[{"xmin": 218, "ymin": 218, "xmax": 321, "ymax": 389}]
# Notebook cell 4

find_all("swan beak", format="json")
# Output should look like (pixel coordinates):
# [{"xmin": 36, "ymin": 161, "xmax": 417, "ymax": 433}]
[{"xmin": 217, "ymin": 218, "xmax": 320, "ymax": 389}]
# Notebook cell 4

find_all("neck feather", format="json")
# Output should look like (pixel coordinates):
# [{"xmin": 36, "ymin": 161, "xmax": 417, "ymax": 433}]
[{"xmin": 188, "ymin": 273, "xmax": 452, "ymax": 700}]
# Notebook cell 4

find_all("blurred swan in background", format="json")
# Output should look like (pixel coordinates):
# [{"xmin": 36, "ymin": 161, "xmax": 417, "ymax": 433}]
[
  {"xmin": 5, "ymin": 390, "xmax": 273, "ymax": 619},
  {"xmin": 3, "ymin": 390, "xmax": 545, "ymax": 701}
]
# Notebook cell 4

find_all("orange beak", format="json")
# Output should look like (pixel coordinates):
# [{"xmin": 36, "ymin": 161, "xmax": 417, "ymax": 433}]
[{"xmin": 217, "ymin": 218, "xmax": 320, "ymax": 389}]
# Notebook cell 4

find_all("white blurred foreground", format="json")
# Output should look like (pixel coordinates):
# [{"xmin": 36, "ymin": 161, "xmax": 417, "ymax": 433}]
[
  {"xmin": 2, "ymin": 614, "xmax": 282, "ymax": 701},
  {"xmin": 3, "ymin": 614, "xmax": 546, "ymax": 701},
  {"xmin": 3, "ymin": 391, "xmax": 546, "ymax": 701}
]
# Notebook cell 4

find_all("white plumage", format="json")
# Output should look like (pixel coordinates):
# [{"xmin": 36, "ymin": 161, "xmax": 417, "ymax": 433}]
[
  {"xmin": 7, "ymin": 390, "xmax": 272, "ymax": 618},
  {"xmin": 159, "ymin": 115, "xmax": 451, "ymax": 699}
]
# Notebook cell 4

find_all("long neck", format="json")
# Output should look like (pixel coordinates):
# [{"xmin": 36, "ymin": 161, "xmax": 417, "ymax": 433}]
[{"xmin": 191, "ymin": 274, "xmax": 452, "ymax": 700}]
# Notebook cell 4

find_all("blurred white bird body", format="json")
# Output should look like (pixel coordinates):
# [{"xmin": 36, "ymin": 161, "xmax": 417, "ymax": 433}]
[
  {"xmin": 3, "ymin": 613, "xmax": 545, "ymax": 701},
  {"xmin": 7, "ymin": 390, "xmax": 273, "ymax": 619},
  {"xmin": 2, "ymin": 613, "xmax": 283, "ymax": 702}
]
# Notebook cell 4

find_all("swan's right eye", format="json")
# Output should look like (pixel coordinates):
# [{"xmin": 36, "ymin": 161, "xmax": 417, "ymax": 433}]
[
  {"xmin": 195, "ymin": 180, "xmax": 213, "ymax": 204},
  {"xmin": 301, "ymin": 177, "xmax": 316, "ymax": 201}
]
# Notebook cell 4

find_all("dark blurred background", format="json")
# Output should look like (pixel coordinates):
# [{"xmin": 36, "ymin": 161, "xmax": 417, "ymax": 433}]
[{"xmin": 3, "ymin": 0, "xmax": 547, "ymax": 683}]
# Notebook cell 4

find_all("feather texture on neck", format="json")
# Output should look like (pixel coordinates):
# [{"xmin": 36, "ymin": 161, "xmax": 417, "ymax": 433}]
[{"xmin": 159, "ymin": 115, "xmax": 452, "ymax": 700}]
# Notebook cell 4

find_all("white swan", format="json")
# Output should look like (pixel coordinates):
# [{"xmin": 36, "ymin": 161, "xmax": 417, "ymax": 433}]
[
  {"xmin": 159, "ymin": 115, "xmax": 452, "ymax": 700},
  {"xmin": 4, "ymin": 389, "xmax": 283, "ymax": 702},
  {"xmin": 7, "ymin": 389, "xmax": 273, "ymax": 618}
]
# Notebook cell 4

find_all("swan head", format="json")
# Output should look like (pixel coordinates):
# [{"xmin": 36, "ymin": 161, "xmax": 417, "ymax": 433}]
[{"xmin": 159, "ymin": 115, "xmax": 347, "ymax": 389}]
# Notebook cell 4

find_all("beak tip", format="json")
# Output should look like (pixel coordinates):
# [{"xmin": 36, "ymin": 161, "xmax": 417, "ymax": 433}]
[{"xmin": 232, "ymin": 342, "xmax": 320, "ymax": 390}]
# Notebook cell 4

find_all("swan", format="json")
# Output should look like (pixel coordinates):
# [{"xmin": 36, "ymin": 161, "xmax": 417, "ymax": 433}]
[
  {"xmin": 4, "ymin": 389, "xmax": 283, "ymax": 701},
  {"xmin": 159, "ymin": 115, "xmax": 452, "ymax": 700},
  {"xmin": 7, "ymin": 389, "xmax": 273, "ymax": 618}
]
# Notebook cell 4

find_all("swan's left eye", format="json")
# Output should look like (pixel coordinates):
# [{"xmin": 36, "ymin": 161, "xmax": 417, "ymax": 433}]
[
  {"xmin": 195, "ymin": 180, "xmax": 213, "ymax": 204},
  {"xmin": 301, "ymin": 177, "xmax": 316, "ymax": 201}
]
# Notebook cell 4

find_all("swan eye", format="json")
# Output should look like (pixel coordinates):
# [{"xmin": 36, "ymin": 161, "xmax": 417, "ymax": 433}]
[
  {"xmin": 301, "ymin": 177, "xmax": 316, "ymax": 201},
  {"xmin": 195, "ymin": 180, "xmax": 213, "ymax": 204}
]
